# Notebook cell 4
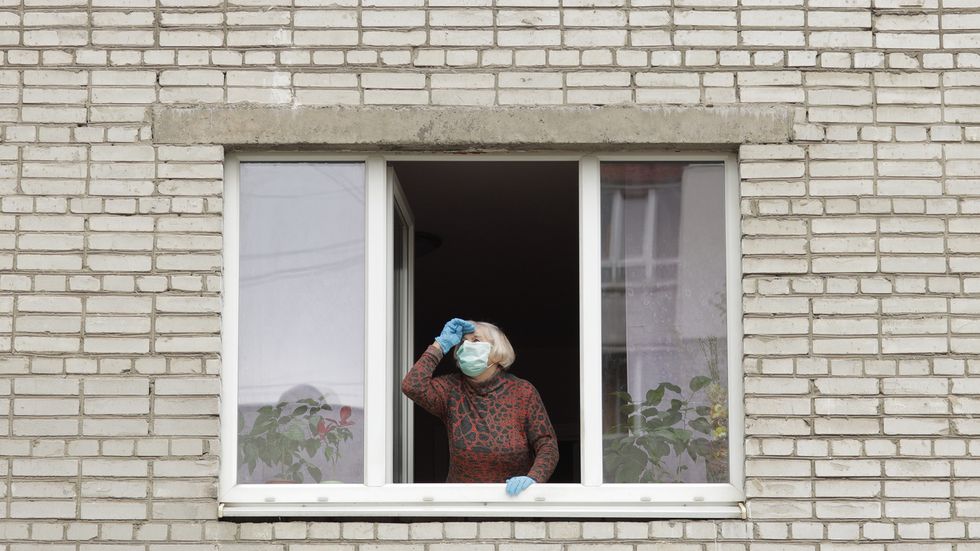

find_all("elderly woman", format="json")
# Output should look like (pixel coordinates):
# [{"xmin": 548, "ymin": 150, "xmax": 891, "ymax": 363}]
[{"xmin": 401, "ymin": 318, "xmax": 559, "ymax": 495}]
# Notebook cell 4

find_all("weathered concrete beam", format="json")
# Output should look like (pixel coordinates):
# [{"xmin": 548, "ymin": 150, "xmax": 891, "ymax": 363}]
[{"xmin": 152, "ymin": 105, "xmax": 794, "ymax": 149}]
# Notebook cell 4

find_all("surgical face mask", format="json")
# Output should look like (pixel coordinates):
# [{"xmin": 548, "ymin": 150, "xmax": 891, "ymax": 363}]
[{"xmin": 455, "ymin": 340, "xmax": 493, "ymax": 378}]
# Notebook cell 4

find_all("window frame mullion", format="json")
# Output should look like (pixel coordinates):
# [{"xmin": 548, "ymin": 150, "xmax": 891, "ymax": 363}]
[
  {"xmin": 578, "ymin": 155, "xmax": 604, "ymax": 487},
  {"xmin": 723, "ymin": 156, "xmax": 745, "ymax": 490},
  {"xmin": 364, "ymin": 154, "xmax": 390, "ymax": 487},
  {"xmin": 220, "ymin": 153, "xmax": 242, "ymax": 501}
]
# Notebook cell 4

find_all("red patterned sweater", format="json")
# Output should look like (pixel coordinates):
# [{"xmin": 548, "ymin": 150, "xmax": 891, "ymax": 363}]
[{"xmin": 401, "ymin": 344, "xmax": 559, "ymax": 483}]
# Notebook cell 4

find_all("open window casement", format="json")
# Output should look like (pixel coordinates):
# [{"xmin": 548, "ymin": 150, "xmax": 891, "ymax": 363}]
[{"xmin": 220, "ymin": 152, "xmax": 744, "ymax": 518}]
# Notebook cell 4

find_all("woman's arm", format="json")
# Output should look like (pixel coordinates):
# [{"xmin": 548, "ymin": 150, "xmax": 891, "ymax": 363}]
[
  {"xmin": 524, "ymin": 385, "xmax": 559, "ymax": 482},
  {"xmin": 400, "ymin": 342, "xmax": 452, "ymax": 418}
]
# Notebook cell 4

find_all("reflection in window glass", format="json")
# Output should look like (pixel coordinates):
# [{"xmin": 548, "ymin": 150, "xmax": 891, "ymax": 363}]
[
  {"xmin": 237, "ymin": 162, "xmax": 365, "ymax": 484},
  {"xmin": 600, "ymin": 162, "xmax": 729, "ymax": 484}
]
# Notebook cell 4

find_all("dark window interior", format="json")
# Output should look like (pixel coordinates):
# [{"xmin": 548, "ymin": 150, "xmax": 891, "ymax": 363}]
[{"xmin": 393, "ymin": 160, "xmax": 581, "ymax": 484}]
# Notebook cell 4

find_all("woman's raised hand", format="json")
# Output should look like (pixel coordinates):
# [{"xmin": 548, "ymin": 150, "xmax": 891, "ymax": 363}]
[
  {"xmin": 434, "ymin": 318, "xmax": 475, "ymax": 353},
  {"xmin": 457, "ymin": 318, "xmax": 476, "ymax": 335}
]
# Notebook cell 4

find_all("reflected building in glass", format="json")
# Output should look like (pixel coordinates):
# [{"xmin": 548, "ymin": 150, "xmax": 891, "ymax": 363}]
[{"xmin": 600, "ymin": 161, "xmax": 730, "ymax": 484}]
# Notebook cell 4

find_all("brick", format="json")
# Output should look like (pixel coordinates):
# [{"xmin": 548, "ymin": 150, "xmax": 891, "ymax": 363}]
[{"xmin": 1, "ymin": 0, "xmax": 978, "ymax": 542}]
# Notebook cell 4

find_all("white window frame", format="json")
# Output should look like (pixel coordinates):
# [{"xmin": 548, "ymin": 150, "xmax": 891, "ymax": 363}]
[{"xmin": 221, "ymin": 151, "xmax": 744, "ymax": 518}]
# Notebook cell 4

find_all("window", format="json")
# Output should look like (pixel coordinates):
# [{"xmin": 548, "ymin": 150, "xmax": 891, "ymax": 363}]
[
  {"xmin": 221, "ymin": 153, "xmax": 742, "ymax": 517},
  {"xmin": 599, "ymin": 162, "xmax": 730, "ymax": 485},
  {"xmin": 233, "ymin": 162, "xmax": 365, "ymax": 485}
]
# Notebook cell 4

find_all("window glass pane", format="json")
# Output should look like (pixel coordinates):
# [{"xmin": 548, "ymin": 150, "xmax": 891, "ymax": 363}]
[
  {"xmin": 600, "ymin": 161, "xmax": 729, "ymax": 484},
  {"xmin": 237, "ymin": 162, "xmax": 365, "ymax": 484}
]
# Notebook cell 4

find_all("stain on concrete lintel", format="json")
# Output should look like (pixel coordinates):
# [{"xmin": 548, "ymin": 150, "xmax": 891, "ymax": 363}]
[{"xmin": 152, "ymin": 105, "xmax": 794, "ymax": 149}]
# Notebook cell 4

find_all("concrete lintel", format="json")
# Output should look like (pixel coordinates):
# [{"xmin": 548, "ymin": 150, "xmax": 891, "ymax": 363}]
[{"xmin": 152, "ymin": 105, "xmax": 794, "ymax": 149}]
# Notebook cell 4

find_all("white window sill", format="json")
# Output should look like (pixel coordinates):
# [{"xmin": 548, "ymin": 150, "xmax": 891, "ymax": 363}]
[
  {"xmin": 219, "ymin": 483, "xmax": 745, "ymax": 519},
  {"xmin": 220, "ymin": 503, "xmax": 744, "ymax": 518}
]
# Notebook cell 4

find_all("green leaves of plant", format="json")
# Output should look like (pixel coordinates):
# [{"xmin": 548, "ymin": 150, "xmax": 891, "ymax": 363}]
[
  {"xmin": 604, "ymin": 442, "xmax": 648, "ymax": 483},
  {"xmin": 689, "ymin": 376, "xmax": 712, "ymax": 392},
  {"xmin": 237, "ymin": 395, "xmax": 355, "ymax": 483},
  {"xmin": 689, "ymin": 417, "xmax": 712, "ymax": 435},
  {"xmin": 605, "ymin": 374, "xmax": 726, "ymax": 484},
  {"xmin": 307, "ymin": 464, "xmax": 322, "ymax": 483},
  {"xmin": 284, "ymin": 424, "xmax": 304, "ymax": 441},
  {"xmin": 644, "ymin": 386, "xmax": 665, "ymax": 406}
]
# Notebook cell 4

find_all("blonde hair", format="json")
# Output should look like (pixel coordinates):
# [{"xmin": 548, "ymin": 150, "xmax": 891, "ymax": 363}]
[{"xmin": 469, "ymin": 320, "xmax": 516, "ymax": 369}]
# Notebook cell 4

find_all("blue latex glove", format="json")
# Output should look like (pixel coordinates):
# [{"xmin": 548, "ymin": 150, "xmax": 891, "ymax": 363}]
[
  {"xmin": 505, "ymin": 476, "xmax": 536, "ymax": 496},
  {"xmin": 458, "ymin": 319, "xmax": 476, "ymax": 336},
  {"xmin": 434, "ymin": 318, "xmax": 475, "ymax": 354}
]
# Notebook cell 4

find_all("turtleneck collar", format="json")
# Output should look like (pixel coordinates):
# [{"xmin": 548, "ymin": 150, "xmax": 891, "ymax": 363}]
[{"xmin": 463, "ymin": 368, "xmax": 506, "ymax": 395}]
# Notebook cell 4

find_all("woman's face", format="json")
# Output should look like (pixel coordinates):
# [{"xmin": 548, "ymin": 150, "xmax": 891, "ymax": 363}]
[{"xmin": 461, "ymin": 326, "xmax": 498, "ymax": 367}]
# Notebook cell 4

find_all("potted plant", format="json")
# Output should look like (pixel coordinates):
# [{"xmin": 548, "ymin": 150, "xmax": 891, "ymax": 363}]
[
  {"xmin": 237, "ymin": 396, "xmax": 354, "ymax": 483},
  {"xmin": 604, "ymin": 337, "xmax": 728, "ymax": 483},
  {"xmin": 604, "ymin": 379, "xmax": 715, "ymax": 483}
]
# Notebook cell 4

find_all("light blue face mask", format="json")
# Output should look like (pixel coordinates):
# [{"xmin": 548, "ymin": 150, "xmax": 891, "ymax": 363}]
[{"xmin": 455, "ymin": 340, "xmax": 493, "ymax": 378}]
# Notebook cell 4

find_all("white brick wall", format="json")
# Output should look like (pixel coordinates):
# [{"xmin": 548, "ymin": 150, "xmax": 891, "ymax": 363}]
[{"xmin": 1, "ymin": 0, "xmax": 980, "ymax": 548}]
